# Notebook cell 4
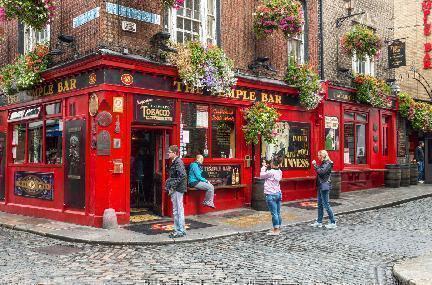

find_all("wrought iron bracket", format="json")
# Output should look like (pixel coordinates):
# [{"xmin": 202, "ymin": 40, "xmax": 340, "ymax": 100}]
[{"xmin": 336, "ymin": 12, "xmax": 366, "ymax": 28}]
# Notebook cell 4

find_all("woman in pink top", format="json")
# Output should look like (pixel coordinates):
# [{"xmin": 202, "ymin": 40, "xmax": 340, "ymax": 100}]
[{"xmin": 260, "ymin": 157, "xmax": 283, "ymax": 235}]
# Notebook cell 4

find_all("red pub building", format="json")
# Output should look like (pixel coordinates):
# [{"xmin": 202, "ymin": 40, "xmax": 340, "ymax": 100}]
[{"xmin": 0, "ymin": 0, "xmax": 399, "ymax": 227}]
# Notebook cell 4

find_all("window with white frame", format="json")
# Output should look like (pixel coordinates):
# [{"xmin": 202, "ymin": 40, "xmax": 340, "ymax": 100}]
[
  {"xmin": 287, "ymin": 3, "xmax": 305, "ymax": 64},
  {"xmin": 352, "ymin": 54, "xmax": 375, "ymax": 76},
  {"xmin": 164, "ymin": 0, "xmax": 217, "ymax": 45},
  {"xmin": 24, "ymin": 24, "xmax": 50, "ymax": 53}
]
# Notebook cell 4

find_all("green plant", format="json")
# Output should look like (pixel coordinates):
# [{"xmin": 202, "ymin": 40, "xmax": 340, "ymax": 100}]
[
  {"xmin": 341, "ymin": 24, "xmax": 382, "ymax": 60},
  {"xmin": 0, "ymin": 0, "xmax": 56, "ymax": 30},
  {"xmin": 284, "ymin": 57, "xmax": 322, "ymax": 110},
  {"xmin": 161, "ymin": 0, "xmax": 184, "ymax": 9},
  {"xmin": 398, "ymin": 92, "xmax": 432, "ymax": 132},
  {"xmin": 0, "ymin": 43, "xmax": 50, "ymax": 95},
  {"xmin": 352, "ymin": 74, "xmax": 391, "ymax": 108},
  {"xmin": 242, "ymin": 102, "xmax": 280, "ymax": 145},
  {"xmin": 168, "ymin": 41, "xmax": 237, "ymax": 95},
  {"xmin": 253, "ymin": 0, "xmax": 304, "ymax": 39}
]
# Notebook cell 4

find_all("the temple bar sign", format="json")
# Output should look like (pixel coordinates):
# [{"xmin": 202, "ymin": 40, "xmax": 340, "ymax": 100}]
[{"xmin": 173, "ymin": 81, "xmax": 291, "ymax": 105}]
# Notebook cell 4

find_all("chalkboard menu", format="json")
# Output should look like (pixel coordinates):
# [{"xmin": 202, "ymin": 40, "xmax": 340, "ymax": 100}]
[
  {"xmin": 201, "ymin": 165, "xmax": 241, "ymax": 186},
  {"xmin": 397, "ymin": 116, "xmax": 407, "ymax": 157},
  {"xmin": 212, "ymin": 106, "xmax": 235, "ymax": 158},
  {"xmin": 134, "ymin": 95, "xmax": 175, "ymax": 124}
]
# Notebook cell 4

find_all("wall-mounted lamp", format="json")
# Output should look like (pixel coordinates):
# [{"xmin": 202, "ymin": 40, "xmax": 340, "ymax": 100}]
[
  {"xmin": 336, "ymin": 0, "xmax": 365, "ymax": 28},
  {"xmin": 48, "ymin": 34, "xmax": 79, "ymax": 58}
]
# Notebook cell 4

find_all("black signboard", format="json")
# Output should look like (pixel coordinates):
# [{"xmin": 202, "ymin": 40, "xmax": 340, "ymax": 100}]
[
  {"xmin": 388, "ymin": 40, "xmax": 406, "ymax": 69},
  {"xmin": 201, "ymin": 165, "xmax": 241, "ymax": 186},
  {"xmin": 0, "ymin": 133, "xmax": 6, "ymax": 200},
  {"xmin": 397, "ymin": 116, "xmax": 407, "ymax": 157},
  {"xmin": 14, "ymin": 171, "xmax": 54, "ymax": 200},
  {"xmin": 64, "ymin": 119, "xmax": 86, "ymax": 209},
  {"xmin": 134, "ymin": 95, "xmax": 175, "ymax": 124},
  {"xmin": 328, "ymin": 88, "xmax": 355, "ymax": 103},
  {"xmin": 262, "ymin": 122, "xmax": 311, "ymax": 169}
]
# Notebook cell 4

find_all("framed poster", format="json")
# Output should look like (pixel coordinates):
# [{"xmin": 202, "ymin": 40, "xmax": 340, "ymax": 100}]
[
  {"xmin": 325, "ymin": 116, "xmax": 340, "ymax": 151},
  {"xmin": 261, "ymin": 122, "xmax": 311, "ymax": 169}
]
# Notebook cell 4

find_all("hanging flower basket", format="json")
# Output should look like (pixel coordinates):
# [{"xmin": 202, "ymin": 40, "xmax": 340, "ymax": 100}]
[
  {"xmin": 398, "ymin": 92, "xmax": 432, "ymax": 132},
  {"xmin": 168, "ymin": 41, "xmax": 237, "ymax": 95},
  {"xmin": 0, "ymin": 43, "xmax": 50, "ymax": 95},
  {"xmin": 253, "ymin": 0, "xmax": 304, "ymax": 39},
  {"xmin": 352, "ymin": 74, "xmax": 391, "ymax": 108},
  {"xmin": 341, "ymin": 24, "xmax": 382, "ymax": 60},
  {"xmin": 0, "ymin": 0, "xmax": 56, "ymax": 30},
  {"xmin": 242, "ymin": 102, "xmax": 280, "ymax": 145},
  {"xmin": 284, "ymin": 58, "xmax": 322, "ymax": 110},
  {"xmin": 162, "ymin": 0, "xmax": 185, "ymax": 9}
]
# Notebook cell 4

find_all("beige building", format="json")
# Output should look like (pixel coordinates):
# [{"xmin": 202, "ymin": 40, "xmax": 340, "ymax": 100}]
[{"xmin": 394, "ymin": 0, "xmax": 432, "ymax": 100}]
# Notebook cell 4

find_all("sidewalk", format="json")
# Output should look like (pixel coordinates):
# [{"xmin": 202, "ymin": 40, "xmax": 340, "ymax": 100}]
[
  {"xmin": 393, "ymin": 254, "xmax": 432, "ymax": 285},
  {"xmin": 0, "ymin": 184, "xmax": 431, "ymax": 245}
]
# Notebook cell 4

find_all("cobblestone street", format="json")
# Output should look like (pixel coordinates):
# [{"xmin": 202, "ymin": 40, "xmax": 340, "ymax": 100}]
[{"xmin": 1, "ymin": 197, "xmax": 432, "ymax": 285}]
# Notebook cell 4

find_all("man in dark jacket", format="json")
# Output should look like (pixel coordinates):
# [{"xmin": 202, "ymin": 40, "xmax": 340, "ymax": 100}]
[
  {"xmin": 166, "ymin": 145, "xmax": 187, "ymax": 238},
  {"xmin": 415, "ymin": 141, "xmax": 425, "ymax": 183}
]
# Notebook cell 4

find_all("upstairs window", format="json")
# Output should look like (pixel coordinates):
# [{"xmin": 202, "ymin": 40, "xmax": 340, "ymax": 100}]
[
  {"xmin": 164, "ymin": 0, "xmax": 218, "ymax": 45},
  {"xmin": 352, "ymin": 54, "xmax": 375, "ymax": 76},
  {"xmin": 288, "ymin": 2, "xmax": 306, "ymax": 64},
  {"xmin": 24, "ymin": 24, "xmax": 50, "ymax": 54}
]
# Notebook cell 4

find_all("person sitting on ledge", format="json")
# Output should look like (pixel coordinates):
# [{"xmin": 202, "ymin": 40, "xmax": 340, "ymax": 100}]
[{"xmin": 188, "ymin": 154, "xmax": 215, "ymax": 208}]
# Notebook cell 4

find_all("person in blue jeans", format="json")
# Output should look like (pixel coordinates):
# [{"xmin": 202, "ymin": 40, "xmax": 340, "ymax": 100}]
[
  {"xmin": 260, "ymin": 157, "xmax": 283, "ymax": 235},
  {"xmin": 189, "ymin": 154, "xmax": 215, "ymax": 208},
  {"xmin": 415, "ymin": 141, "xmax": 425, "ymax": 183},
  {"xmin": 310, "ymin": 150, "xmax": 337, "ymax": 229}
]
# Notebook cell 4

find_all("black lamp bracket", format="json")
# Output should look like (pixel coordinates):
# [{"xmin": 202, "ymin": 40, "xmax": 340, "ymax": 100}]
[{"xmin": 336, "ymin": 12, "xmax": 366, "ymax": 28}]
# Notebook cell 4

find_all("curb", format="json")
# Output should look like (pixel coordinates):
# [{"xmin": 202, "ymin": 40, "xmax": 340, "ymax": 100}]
[{"xmin": 1, "ymin": 193, "xmax": 432, "ymax": 246}]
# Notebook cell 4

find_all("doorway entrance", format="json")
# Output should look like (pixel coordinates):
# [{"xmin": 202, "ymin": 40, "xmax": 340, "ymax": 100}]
[{"xmin": 130, "ymin": 128, "xmax": 170, "ymax": 217}]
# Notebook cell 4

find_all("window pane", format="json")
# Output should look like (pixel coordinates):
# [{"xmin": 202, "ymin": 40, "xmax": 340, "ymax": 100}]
[
  {"xmin": 211, "ymin": 106, "xmax": 235, "ymax": 158},
  {"xmin": 344, "ymin": 123, "xmax": 355, "ymax": 164},
  {"xmin": 356, "ymin": 113, "xmax": 367, "ymax": 122},
  {"xmin": 28, "ymin": 121, "xmax": 43, "ymax": 163},
  {"xmin": 180, "ymin": 103, "xmax": 209, "ymax": 158},
  {"xmin": 344, "ymin": 112, "xmax": 354, "ymax": 120},
  {"xmin": 356, "ymin": 124, "xmax": 367, "ymax": 164},
  {"xmin": 207, "ymin": 0, "xmax": 214, "ymax": 14},
  {"xmin": 12, "ymin": 124, "xmax": 26, "ymax": 164},
  {"xmin": 46, "ymin": 102, "xmax": 62, "ymax": 115},
  {"xmin": 45, "ymin": 119, "xmax": 63, "ymax": 164}
]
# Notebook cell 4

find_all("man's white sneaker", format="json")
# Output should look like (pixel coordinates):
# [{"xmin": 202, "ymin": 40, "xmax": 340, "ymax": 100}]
[
  {"xmin": 419, "ymin": 180, "xmax": 424, "ymax": 184},
  {"xmin": 310, "ymin": 221, "xmax": 323, "ymax": 228},
  {"xmin": 325, "ymin": 223, "xmax": 337, "ymax": 229}
]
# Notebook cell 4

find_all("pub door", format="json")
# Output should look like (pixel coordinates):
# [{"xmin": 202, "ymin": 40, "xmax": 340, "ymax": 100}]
[{"xmin": 130, "ymin": 128, "xmax": 169, "ymax": 216}]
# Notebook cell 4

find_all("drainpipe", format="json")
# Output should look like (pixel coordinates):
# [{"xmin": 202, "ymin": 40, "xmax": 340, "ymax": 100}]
[{"xmin": 319, "ymin": 0, "xmax": 324, "ymax": 80}]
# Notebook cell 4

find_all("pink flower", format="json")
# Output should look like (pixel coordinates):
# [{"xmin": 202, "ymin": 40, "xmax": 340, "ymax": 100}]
[{"xmin": 0, "ymin": 7, "xmax": 6, "ymax": 22}]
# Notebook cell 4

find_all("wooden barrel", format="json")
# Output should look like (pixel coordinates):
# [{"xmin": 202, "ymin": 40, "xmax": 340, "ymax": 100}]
[
  {"xmin": 330, "ymin": 172, "xmax": 341, "ymax": 199},
  {"xmin": 251, "ymin": 178, "xmax": 268, "ymax": 211},
  {"xmin": 385, "ymin": 164, "xmax": 401, "ymax": 188},
  {"xmin": 410, "ymin": 163, "xmax": 419, "ymax": 185},
  {"xmin": 400, "ymin": 164, "xmax": 411, "ymax": 187}
]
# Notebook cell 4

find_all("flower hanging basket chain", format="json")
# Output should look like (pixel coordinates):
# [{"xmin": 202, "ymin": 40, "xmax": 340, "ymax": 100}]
[
  {"xmin": 168, "ymin": 41, "xmax": 237, "ymax": 95},
  {"xmin": 398, "ymin": 92, "xmax": 432, "ymax": 132},
  {"xmin": 242, "ymin": 102, "xmax": 280, "ymax": 146},
  {"xmin": 284, "ymin": 57, "xmax": 322, "ymax": 110},
  {"xmin": 253, "ymin": 0, "xmax": 304, "ymax": 39},
  {"xmin": 341, "ymin": 24, "xmax": 382, "ymax": 60},
  {"xmin": 0, "ymin": 0, "xmax": 56, "ymax": 30},
  {"xmin": 352, "ymin": 74, "xmax": 391, "ymax": 108},
  {"xmin": 0, "ymin": 43, "xmax": 50, "ymax": 95}
]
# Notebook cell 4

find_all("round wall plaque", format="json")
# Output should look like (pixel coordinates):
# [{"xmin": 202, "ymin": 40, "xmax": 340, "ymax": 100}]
[
  {"xmin": 373, "ymin": 135, "xmax": 379, "ymax": 142},
  {"xmin": 89, "ymin": 94, "xmax": 99, "ymax": 117},
  {"xmin": 373, "ymin": 145, "xmax": 379, "ymax": 153},
  {"xmin": 373, "ymin": 123, "xmax": 378, "ymax": 132},
  {"xmin": 96, "ymin": 111, "xmax": 113, "ymax": 127}
]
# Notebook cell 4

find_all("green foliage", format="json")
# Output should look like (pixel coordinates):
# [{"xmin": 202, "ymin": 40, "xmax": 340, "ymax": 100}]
[
  {"xmin": 398, "ymin": 92, "xmax": 432, "ymax": 132},
  {"xmin": 352, "ymin": 74, "xmax": 391, "ymax": 108},
  {"xmin": 242, "ymin": 102, "xmax": 280, "ymax": 145},
  {"xmin": 284, "ymin": 57, "xmax": 322, "ymax": 110},
  {"xmin": 341, "ymin": 24, "xmax": 382, "ymax": 61},
  {"xmin": 0, "ymin": 0, "xmax": 55, "ymax": 30}
]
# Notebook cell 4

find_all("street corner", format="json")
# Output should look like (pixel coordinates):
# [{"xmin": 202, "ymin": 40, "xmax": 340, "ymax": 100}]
[{"xmin": 393, "ymin": 253, "xmax": 432, "ymax": 285}]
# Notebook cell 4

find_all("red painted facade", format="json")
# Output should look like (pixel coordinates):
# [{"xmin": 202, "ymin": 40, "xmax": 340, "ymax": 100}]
[{"xmin": 0, "ymin": 55, "xmax": 398, "ymax": 227}]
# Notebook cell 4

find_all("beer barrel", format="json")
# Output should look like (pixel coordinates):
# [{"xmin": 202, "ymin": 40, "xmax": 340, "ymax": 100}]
[
  {"xmin": 400, "ymin": 164, "xmax": 411, "ymax": 187},
  {"xmin": 410, "ymin": 163, "xmax": 419, "ymax": 185},
  {"xmin": 251, "ymin": 178, "xmax": 268, "ymax": 211},
  {"xmin": 330, "ymin": 172, "xmax": 341, "ymax": 199},
  {"xmin": 385, "ymin": 164, "xmax": 401, "ymax": 188}
]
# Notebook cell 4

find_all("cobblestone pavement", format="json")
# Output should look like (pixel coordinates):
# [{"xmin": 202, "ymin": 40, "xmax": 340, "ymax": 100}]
[{"xmin": 2, "ymin": 198, "xmax": 432, "ymax": 285}]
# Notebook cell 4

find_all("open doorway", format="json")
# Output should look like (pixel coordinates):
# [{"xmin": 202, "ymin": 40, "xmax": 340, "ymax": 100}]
[{"xmin": 130, "ymin": 128, "xmax": 169, "ymax": 219}]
